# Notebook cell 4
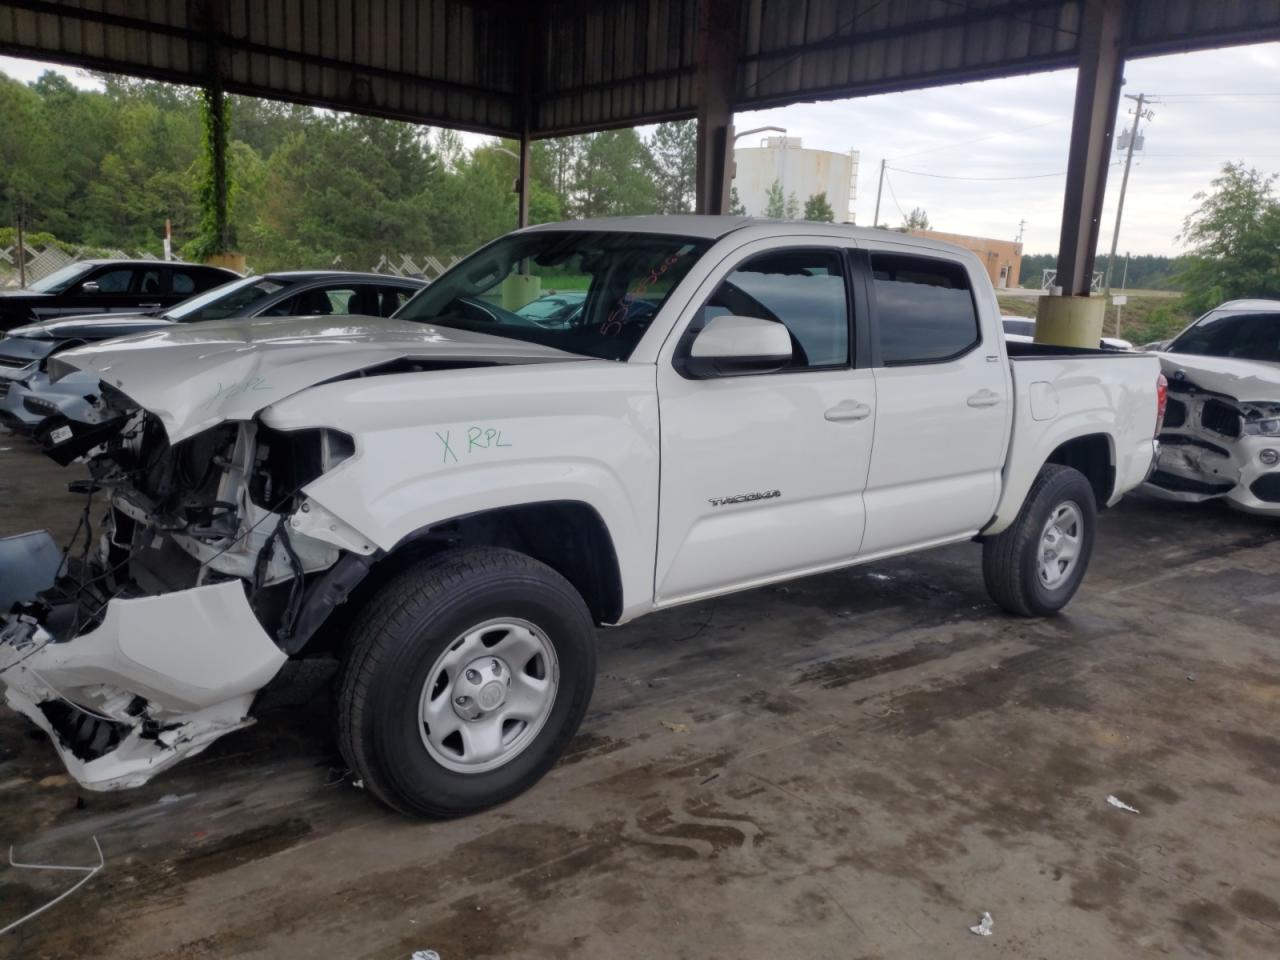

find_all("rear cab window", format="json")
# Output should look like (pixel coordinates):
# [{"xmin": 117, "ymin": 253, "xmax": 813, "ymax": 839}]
[{"xmin": 870, "ymin": 252, "xmax": 981, "ymax": 364}]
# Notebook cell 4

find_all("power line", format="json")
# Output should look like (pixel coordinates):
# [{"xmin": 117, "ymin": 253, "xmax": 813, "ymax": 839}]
[
  {"xmin": 1148, "ymin": 91, "xmax": 1280, "ymax": 98},
  {"xmin": 883, "ymin": 170, "xmax": 908, "ymax": 222},
  {"xmin": 886, "ymin": 164, "xmax": 1117, "ymax": 181}
]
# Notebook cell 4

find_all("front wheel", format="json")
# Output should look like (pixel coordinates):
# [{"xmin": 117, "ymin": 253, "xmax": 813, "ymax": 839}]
[
  {"xmin": 982, "ymin": 464, "xmax": 1097, "ymax": 617},
  {"xmin": 337, "ymin": 547, "xmax": 597, "ymax": 818}
]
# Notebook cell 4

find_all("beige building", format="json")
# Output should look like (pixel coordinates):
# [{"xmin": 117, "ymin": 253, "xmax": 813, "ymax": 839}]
[{"xmin": 907, "ymin": 229, "xmax": 1022, "ymax": 288}]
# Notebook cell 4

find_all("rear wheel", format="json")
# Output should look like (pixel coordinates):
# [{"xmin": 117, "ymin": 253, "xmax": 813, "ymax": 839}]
[
  {"xmin": 337, "ymin": 547, "xmax": 597, "ymax": 818},
  {"xmin": 982, "ymin": 464, "xmax": 1097, "ymax": 617}
]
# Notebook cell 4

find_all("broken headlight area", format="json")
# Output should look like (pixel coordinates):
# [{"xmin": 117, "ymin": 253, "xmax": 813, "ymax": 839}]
[
  {"xmin": 1241, "ymin": 403, "xmax": 1280, "ymax": 437},
  {"xmin": 2, "ymin": 399, "xmax": 371, "ymax": 790},
  {"xmin": 38, "ymin": 409, "xmax": 356, "ymax": 620}
]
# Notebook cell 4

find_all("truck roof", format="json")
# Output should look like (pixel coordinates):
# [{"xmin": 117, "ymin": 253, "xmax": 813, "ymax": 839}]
[{"xmin": 522, "ymin": 215, "xmax": 980, "ymax": 259}]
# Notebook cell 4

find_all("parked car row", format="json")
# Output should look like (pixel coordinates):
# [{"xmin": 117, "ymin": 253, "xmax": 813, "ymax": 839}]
[
  {"xmin": 0, "ymin": 269, "xmax": 426, "ymax": 435},
  {"xmin": 0, "ymin": 259, "xmax": 239, "ymax": 331}
]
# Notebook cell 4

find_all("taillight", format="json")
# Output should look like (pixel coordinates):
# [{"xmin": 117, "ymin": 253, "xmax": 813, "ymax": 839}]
[{"xmin": 1155, "ymin": 373, "xmax": 1168, "ymax": 434}]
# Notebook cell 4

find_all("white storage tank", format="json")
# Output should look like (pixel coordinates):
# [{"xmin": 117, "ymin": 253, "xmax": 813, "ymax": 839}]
[{"xmin": 733, "ymin": 137, "xmax": 860, "ymax": 221}]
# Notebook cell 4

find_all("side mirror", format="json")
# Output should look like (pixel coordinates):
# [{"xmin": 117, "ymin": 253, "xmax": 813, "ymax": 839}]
[
  {"xmin": 676, "ymin": 314, "xmax": 793, "ymax": 379},
  {"xmin": 80, "ymin": 281, "xmax": 100, "ymax": 294}
]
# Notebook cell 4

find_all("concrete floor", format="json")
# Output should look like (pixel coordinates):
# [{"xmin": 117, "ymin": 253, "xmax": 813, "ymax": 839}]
[{"xmin": 2, "ymin": 428, "xmax": 1279, "ymax": 960}]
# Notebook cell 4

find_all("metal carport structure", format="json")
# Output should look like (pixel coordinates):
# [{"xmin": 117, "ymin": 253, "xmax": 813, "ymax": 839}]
[{"xmin": 3, "ymin": 0, "xmax": 1280, "ymax": 298}]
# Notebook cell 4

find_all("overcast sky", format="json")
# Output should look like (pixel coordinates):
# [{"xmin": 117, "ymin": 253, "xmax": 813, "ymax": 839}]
[{"xmin": 4, "ymin": 41, "xmax": 1280, "ymax": 255}]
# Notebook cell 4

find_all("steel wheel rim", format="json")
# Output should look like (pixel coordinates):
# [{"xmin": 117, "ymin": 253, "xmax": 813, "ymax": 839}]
[
  {"xmin": 1038, "ymin": 500, "xmax": 1083, "ymax": 589},
  {"xmin": 418, "ymin": 617, "xmax": 560, "ymax": 774}
]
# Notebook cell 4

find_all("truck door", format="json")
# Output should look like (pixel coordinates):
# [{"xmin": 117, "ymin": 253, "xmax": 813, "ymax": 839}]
[
  {"xmin": 654, "ymin": 240, "xmax": 876, "ymax": 604},
  {"xmin": 859, "ymin": 249, "xmax": 1010, "ymax": 555}
]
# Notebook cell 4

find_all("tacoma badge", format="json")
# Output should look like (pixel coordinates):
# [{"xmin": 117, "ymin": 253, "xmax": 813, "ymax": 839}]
[{"xmin": 708, "ymin": 490, "xmax": 781, "ymax": 507}]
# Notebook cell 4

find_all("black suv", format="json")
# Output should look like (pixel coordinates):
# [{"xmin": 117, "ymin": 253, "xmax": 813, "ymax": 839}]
[{"xmin": 0, "ymin": 259, "xmax": 239, "ymax": 331}]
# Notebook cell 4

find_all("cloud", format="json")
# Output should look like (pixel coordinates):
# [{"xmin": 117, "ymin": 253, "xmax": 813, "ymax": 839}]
[
  {"xmin": 6, "ymin": 39, "xmax": 1280, "ymax": 256},
  {"xmin": 738, "ymin": 42, "xmax": 1280, "ymax": 255}
]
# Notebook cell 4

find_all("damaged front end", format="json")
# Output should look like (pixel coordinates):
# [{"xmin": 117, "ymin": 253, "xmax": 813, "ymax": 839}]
[
  {"xmin": 1144, "ymin": 373, "xmax": 1280, "ymax": 515},
  {"xmin": 1, "ymin": 390, "xmax": 375, "ymax": 790}
]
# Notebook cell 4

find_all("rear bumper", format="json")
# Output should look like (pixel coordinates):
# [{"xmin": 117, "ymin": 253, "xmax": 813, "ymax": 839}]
[{"xmin": 0, "ymin": 531, "xmax": 287, "ymax": 791}]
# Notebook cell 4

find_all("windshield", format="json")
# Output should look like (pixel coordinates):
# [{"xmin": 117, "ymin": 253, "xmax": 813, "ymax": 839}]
[
  {"xmin": 166, "ymin": 276, "xmax": 291, "ymax": 322},
  {"xmin": 394, "ymin": 231, "xmax": 711, "ymax": 361},
  {"xmin": 28, "ymin": 263, "xmax": 95, "ymax": 294},
  {"xmin": 1167, "ymin": 310, "xmax": 1280, "ymax": 365}
]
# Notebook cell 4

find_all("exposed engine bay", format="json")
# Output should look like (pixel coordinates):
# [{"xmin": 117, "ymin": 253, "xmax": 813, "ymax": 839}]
[
  {"xmin": 0, "ymin": 387, "xmax": 372, "ymax": 789},
  {"xmin": 1145, "ymin": 366, "xmax": 1280, "ymax": 515}
]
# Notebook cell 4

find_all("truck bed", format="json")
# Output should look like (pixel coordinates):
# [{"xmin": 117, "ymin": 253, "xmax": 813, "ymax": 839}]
[{"xmin": 1005, "ymin": 340, "xmax": 1140, "ymax": 359}]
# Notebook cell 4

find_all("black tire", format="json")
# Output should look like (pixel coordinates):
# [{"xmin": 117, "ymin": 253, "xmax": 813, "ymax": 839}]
[
  {"xmin": 337, "ymin": 546, "xmax": 597, "ymax": 818},
  {"xmin": 982, "ymin": 464, "xmax": 1097, "ymax": 617}
]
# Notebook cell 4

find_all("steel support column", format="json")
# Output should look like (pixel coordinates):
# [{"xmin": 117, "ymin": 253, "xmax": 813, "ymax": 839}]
[
  {"xmin": 1055, "ymin": 0, "xmax": 1128, "ymax": 296},
  {"xmin": 516, "ymin": 133, "xmax": 531, "ymax": 228},
  {"xmin": 694, "ymin": 0, "xmax": 738, "ymax": 215}
]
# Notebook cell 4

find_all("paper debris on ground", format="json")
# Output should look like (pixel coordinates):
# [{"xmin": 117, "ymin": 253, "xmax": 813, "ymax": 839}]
[
  {"xmin": 969, "ymin": 911, "xmax": 994, "ymax": 936},
  {"xmin": 411, "ymin": 951, "xmax": 441, "ymax": 960},
  {"xmin": 1106, "ymin": 795, "xmax": 1140, "ymax": 814},
  {"xmin": 661, "ymin": 720, "xmax": 690, "ymax": 734}
]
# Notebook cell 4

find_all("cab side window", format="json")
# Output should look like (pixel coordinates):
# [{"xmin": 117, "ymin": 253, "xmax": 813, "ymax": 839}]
[
  {"xmin": 136, "ymin": 269, "xmax": 163, "ymax": 294},
  {"xmin": 871, "ymin": 253, "xmax": 980, "ymax": 364},
  {"xmin": 91, "ymin": 269, "xmax": 134, "ymax": 293},
  {"xmin": 696, "ymin": 249, "xmax": 850, "ymax": 370}
]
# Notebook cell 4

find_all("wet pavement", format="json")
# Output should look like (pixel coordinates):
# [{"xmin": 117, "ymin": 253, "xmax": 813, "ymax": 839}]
[{"xmin": 2, "ymin": 427, "xmax": 1280, "ymax": 959}]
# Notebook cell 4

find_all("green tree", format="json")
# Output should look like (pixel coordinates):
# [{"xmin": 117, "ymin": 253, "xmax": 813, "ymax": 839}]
[
  {"xmin": 784, "ymin": 192, "xmax": 799, "ymax": 219},
  {"xmin": 571, "ymin": 129, "xmax": 657, "ymax": 218},
  {"xmin": 729, "ymin": 186, "xmax": 747, "ymax": 216},
  {"xmin": 803, "ymin": 191, "xmax": 834, "ymax": 222},
  {"xmin": 903, "ymin": 207, "xmax": 930, "ymax": 230},
  {"xmin": 1178, "ymin": 162, "xmax": 1280, "ymax": 313},
  {"xmin": 764, "ymin": 179, "xmax": 786, "ymax": 218},
  {"xmin": 648, "ymin": 120, "xmax": 696, "ymax": 214}
]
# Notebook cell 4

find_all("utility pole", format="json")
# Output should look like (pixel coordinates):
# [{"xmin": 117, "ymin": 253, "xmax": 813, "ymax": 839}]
[
  {"xmin": 1115, "ymin": 250, "xmax": 1130, "ymax": 338},
  {"xmin": 1104, "ymin": 93, "xmax": 1155, "ymax": 294},
  {"xmin": 1016, "ymin": 219, "xmax": 1027, "ymax": 244},
  {"xmin": 15, "ymin": 197, "xmax": 26, "ymax": 289},
  {"xmin": 872, "ymin": 158, "xmax": 886, "ymax": 228}
]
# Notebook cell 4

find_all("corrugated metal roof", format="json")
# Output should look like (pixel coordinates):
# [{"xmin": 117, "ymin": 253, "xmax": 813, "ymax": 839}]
[{"xmin": 2, "ymin": 0, "xmax": 1279, "ymax": 138}]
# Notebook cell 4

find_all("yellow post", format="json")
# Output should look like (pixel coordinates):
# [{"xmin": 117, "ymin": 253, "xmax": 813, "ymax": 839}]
[
  {"xmin": 1034, "ymin": 294, "xmax": 1104, "ymax": 348},
  {"xmin": 205, "ymin": 252, "xmax": 248, "ymax": 274}
]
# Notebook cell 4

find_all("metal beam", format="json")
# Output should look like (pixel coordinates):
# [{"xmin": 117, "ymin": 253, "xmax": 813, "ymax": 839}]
[
  {"xmin": 694, "ymin": 0, "xmax": 738, "ymax": 215},
  {"xmin": 1055, "ymin": 0, "xmax": 1128, "ymax": 297}
]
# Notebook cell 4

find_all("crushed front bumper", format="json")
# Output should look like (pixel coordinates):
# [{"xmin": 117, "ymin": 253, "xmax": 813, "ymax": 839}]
[
  {"xmin": 1144, "ymin": 434, "xmax": 1280, "ymax": 516},
  {"xmin": 1, "ymin": 531, "xmax": 287, "ymax": 790}
]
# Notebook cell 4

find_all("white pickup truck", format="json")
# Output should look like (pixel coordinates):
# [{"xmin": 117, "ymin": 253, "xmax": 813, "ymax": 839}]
[{"xmin": 1, "ymin": 217, "xmax": 1164, "ymax": 817}]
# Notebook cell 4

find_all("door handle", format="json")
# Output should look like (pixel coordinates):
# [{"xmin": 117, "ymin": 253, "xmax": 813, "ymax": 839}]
[
  {"xmin": 825, "ymin": 399, "xmax": 872, "ymax": 422},
  {"xmin": 967, "ymin": 389, "xmax": 1001, "ymax": 408}
]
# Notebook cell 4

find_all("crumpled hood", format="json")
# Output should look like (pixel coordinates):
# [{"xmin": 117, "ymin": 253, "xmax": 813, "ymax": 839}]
[
  {"xmin": 1156, "ymin": 352, "xmax": 1280, "ymax": 403},
  {"xmin": 55, "ymin": 314, "xmax": 583, "ymax": 442},
  {"xmin": 9, "ymin": 313, "xmax": 168, "ymax": 341}
]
